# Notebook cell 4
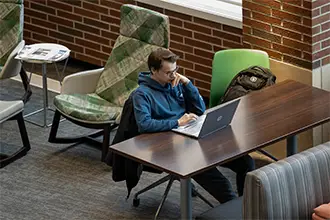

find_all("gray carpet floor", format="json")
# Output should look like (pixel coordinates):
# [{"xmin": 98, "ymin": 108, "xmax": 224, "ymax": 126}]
[{"xmin": 0, "ymin": 79, "xmax": 240, "ymax": 220}]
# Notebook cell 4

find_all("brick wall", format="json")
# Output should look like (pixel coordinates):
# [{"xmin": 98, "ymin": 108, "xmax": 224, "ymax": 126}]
[
  {"xmin": 312, "ymin": 0, "xmax": 330, "ymax": 69},
  {"xmin": 23, "ymin": 0, "xmax": 243, "ymax": 97},
  {"xmin": 243, "ymin": 0, "xmax": 313, "ymax": 70}
]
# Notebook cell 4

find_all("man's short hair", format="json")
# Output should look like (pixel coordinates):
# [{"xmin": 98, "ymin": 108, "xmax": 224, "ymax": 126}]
[{"xmin": 148, "ymin": 48, "xmax": 179, "ymax": 73}]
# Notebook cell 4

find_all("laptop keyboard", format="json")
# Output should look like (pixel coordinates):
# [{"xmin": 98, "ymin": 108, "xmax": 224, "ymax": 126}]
[{"xmin": 180, "ymin": 115, "xmax": 206, "ymax": 134}]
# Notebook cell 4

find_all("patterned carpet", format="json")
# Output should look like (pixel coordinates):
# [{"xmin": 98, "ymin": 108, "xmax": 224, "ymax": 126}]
[{"xmin": 0, "ymin": 79, "xmax": 242, "ymax": 220}]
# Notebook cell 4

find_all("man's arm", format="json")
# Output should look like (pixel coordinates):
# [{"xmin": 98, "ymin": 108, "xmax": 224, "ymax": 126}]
[
  {"xmin": 132, "ymin": 91, "xmax": 178, "ymax": 133},
  {"xmin": 182, "ymin": 81, "xmax": 206, "ymax": 115}
]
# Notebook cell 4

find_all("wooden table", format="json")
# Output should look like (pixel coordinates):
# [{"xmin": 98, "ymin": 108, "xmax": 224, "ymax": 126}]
[{"xmin": 110, "ymin": 80, "xmax": 330, "ymax": 219}]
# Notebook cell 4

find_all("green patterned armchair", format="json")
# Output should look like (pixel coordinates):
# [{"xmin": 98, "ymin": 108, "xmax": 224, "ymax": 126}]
[
  {"xmin": 1, "ymin": 0, "xmax": 31, "ymax": 102},
  {"xmin": 49, "ymin": 4, "xmax": 170, "ymax": 161}
]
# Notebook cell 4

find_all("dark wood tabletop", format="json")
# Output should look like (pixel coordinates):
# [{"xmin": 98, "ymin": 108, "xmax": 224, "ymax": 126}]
[{"xmin": 110, "ymin": 80, "xmax": 330, "ymax": 178}]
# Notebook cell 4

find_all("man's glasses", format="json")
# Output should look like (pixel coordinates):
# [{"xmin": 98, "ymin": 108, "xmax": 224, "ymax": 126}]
[{"xmin": 165, "ymin": 66, "xmax": 179, "ymax": 76}]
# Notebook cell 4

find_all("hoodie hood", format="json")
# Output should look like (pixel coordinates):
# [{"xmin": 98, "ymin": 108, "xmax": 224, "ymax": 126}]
[{"xmin": 138, "ymin": 72, "xmax": 171, "ymax": 93}]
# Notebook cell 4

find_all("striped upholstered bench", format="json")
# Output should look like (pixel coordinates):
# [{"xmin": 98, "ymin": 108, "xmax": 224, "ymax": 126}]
[{"xmin": 197, "ymin": 142, "xmax": 330, "ymax": 220}]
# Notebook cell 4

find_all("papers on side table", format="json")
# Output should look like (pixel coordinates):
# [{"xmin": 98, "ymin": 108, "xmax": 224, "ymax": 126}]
[{"xmin": 15, "ymin": 43, "xmax": 70, "ymax": 62}]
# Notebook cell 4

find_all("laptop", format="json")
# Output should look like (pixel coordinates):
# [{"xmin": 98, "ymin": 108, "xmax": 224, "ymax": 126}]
[{"xmin": 172, "ymin": 98, "xmax": 240, "ymax": 139}]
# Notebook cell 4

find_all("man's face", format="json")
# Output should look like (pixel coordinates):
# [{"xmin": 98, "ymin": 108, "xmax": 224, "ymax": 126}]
[{"xmin": 153, "ymin": 61, "xmax": 178, "ymax": 85}]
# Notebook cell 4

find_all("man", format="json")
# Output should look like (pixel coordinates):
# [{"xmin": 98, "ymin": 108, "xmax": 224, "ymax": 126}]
[{"xmin": 132, "ymin": 48, "xmax": 254, "ymax": 203}]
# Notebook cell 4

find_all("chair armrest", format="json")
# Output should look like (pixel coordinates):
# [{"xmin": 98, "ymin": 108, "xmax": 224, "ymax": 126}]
[{"xmin": 61, "ymin": 68, "xmax": 104, "ymax": 94}]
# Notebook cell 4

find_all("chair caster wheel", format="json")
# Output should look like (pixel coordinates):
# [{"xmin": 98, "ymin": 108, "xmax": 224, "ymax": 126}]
[{"xmin": 133, "ymin": 198, "xmax": 140, "ymax": 207}]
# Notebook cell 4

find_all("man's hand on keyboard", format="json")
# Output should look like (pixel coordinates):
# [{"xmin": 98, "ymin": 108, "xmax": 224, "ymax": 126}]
[{"xmin": 178, "ymin": 113, "xmax": 198, "ymax": 126}]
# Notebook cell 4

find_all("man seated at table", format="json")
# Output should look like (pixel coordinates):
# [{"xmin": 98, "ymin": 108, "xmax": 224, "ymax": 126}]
[{"xmin": 131, "ymin": 48, "xmax": 255, "ymax": 203}]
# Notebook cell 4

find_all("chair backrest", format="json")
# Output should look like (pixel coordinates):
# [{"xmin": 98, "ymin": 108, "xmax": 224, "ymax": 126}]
[
  {"xmin": 209, "ymin": 49, "xmax": 270, "ymax": 108},
  {"xmin": 243, "ymin": 142, "xmax": 330, "ymax": 220},
  {"xmin": 0, "ymin": 40, "xmax": 24, "ymax": 80},
  {"xmin": 95, "ymin": 4, "xmax": 169, "ymax": 107},
  {"xmin": 0, "ymin": 0, "xmax": 24, "ymax": 76}
]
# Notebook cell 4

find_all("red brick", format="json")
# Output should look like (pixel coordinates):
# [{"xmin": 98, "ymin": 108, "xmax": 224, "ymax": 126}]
[
  {"xmin": 253, "ymin": 0, "xmax": 281, "ymax": 8},
  {"xmin": 313, "ymin": 30, "xmax": 330, "ymax": 44},
  {"xmin": 244, "ymin": 1, "xmax": 271, "ymax": 15},
  {"xmin": 193, "ymin": 17, "xmax": 222, "ymax": 30},
  {"xmin": 58, "ymin": 25, "xmax": 83, "ymax": 38},
  {"xmin": 252, "ymin": 29, "xmax": 281, "ymax": 43},
  {"xmin": 184, "ymin": 38, "xmax": 213, "ymax": 50},
  {"xmin": 24, "ymin": 15, "xmax": 31, "ymax": 23},
  {"xmin": 185, "ymin": 54, "xmax": 212, "ymax": 67},
  {"xmin": 48, "ymin": 0, "xmax": 73, "ymax": 12},
  {"xmin": 313, "ymin": 47, "xmax": 330, "ymax": 60},
  {"xmin": 48, "ymin": 15, "xmax": 73, "ymax": 27},
  {"xmin": 303, "ymin": 0, "xmax": 312, "ymax": 9},
  {"xmin": 32, "ymin": 33, "xmax": 57, "ymax": 43},
  {"xmin": 177, "ymin": 60, "xmax": 193, "ymax": 69},
  {"xmin": 23, "ymin": 30, "xmax": 31, "ymax": 38},
  {"xmin": 322, "ymin": 21, "xmax": 330, "ymax": 31},
  {"xmin": 103, "ymin": 0, "xmax": 122, "ymax": 10},
  {"xmin": 101, "ymin": 15, "xmax": 120, "ymax": 26},
  {"xmin": 110, "ymin": 9, "xmax": 120, "ymax": 18},
  {"xmin": 272, "ymin": 26, "xmax": 301, "ymax": 41},
  {"xmin": 170, "ymin": 26, "xmax": 192, "ymax": 38},
  {"xmin": 24, "ymin": 23, "xmax": 48, "ymax": 35},
  {"xmin": 312, "ymin": 8, "xmax": 320, "ymax": 17},
  {"xmin": 75, "ymin": 38, "xmax": 101, "ymax": 50},
  {"xmin": 194, "ymin": 64, "xmax": 213, "ymax": 75},
  {"xmin": 100, "ymin": 30, "xmax": 118, "ymax": 41},
  {"xmin": 83, "ymin": 1, "xmax": 108, "ymax": 15},
  {"xmin": 75, "ymin": 23, "xmax": 100, "ymax": 35},
  {"xmin": 60, "ymin": 0, "xmax": 81, "ymax": 7},
  {"xmin": 303, "ymin": 35, "xmax": 312, "ymax": 44},
  {"xmin": 85, "ymin": 48, "xmax": 109, "ymax": 60},
  {"xmin": 111, "ymin": 25, "xmax": 120, "ymax": 34},
  {"xmin": 223, "ymin": 40, "xmax": 243, "ymax": 48},
  {"xmin": 170, "ymin": 41, "xmax": 193, "ymax": 53},
  {"xmin": 283, "ymin": 55, "xmax": 312, "ymax": 69},
  {"xmin": 272, "ymin": 9, "xmax": 301, "ymax": 23},
  {"xmin": 312, "ymin": 26, "xmax": 321, "ymax": 35},
  {"xmin": 283, "ymin": 3, "xmax": 311, "ymax": 16},
  {"xmin": 313, "ymin": 43, "xmax": 321, "ymax": 52},
  {"xmin": 222, "ymin": 25, "xmax": 242, "ymax": 35},
  {"xmin": 30, "ymin": 2, "xmax": 55, "ymax": 15},
  {"xmin": 213, "ymin": 45, "xmax": 225, "ymax": 52},
  {"xmin": 195, "ymin": 80, "xmax": 211, "ymax": 90},
  {"xmin": 312, "ymin": 0, "xmax": 329, "ymax": 9},
  {"xmin": 75, "ymin": 53, "xmax": 101, "ymax": 66},
  {"xmin": 303, "ymin": 18, "xmax": 312, "ymax": 26},
  {"xmin": 283, "ymin": 21, "xmax": 311, "ymax": 35},
  {"xmin": 313, "ymin": 13, "xmax": 330, "ymax": 26},
  {"xmin": 321, "ymin": 39, "xmax": 330, "ymax": 49},
  {"xmin": 86, "ymin": 32, "xmax": 111, "ymax": 45},
  {"xmin": 170, "ymin": 33, "xmax": 183, "ymax": 43},
  {"xmin": 322, "ymin": 56, "xmax": 330, "ymax": 65},
  {"xmin": 185, "ymin": 69, "xmax": 212, "ymax": 82},
  {"xmin": 243, "ymin": 25, "xmax": 252, "ymax": 34},
  {"xmin": 282, "ymin": 0, "xmax": 301, "ymax": 6},
  {"xmin": 213, "ymin": 30, "xmax": 241, "ymax": 43},
  {"xmin": 102, "ymin": 45, "xmax": 112, "ymax": 54},
  {"xmin": 49, "ymin": 30, "xmax": 74, "ymax": 43},
  {"xmin": 194, "ymin": 32, "xmax": 222, "ymax": 45},
  {"xmin": 84, "ymin": 17, "xmax": 109, "ymax": 30},
  {"xmin": 244, "ymin": 35, "xmax": 272, "ymax": 48},
  {"xmin": 170, "ymin": 49, "xmax": 184, "ymax": 59},
  {"xmin": 31, "ymin": 18, "xmax": 57, "ymax": 30},
  {"xmin": 136, "ymin": 2, "xmax": 163, "ymax": 13},
  {"xmin": 283, "ymin": 37, "xmax": 312, "ymax": 52},
  {"xmin": 273, "ymin": 43, "xmax": 302, "ymax": 57},
  {"xmin": 253, "ymin": 46, "xmax": 282, "ymax": 59},
  {"xmin": 170, "ymin": 17, "xmax": 183, "ymax": 27},
  {"xmin": 184, "ymin": 22, "xmax": 211, "ymax": 34},
  {"xmin": 321, "ymin": 4, "xmax": 330, "ymax": 13},
  {"xmin": 303, "ymin": 52, "xmax": 312, "ymax": 60},
  {"xmin": 244, "ymin": 17, "xmax": 271, "ymax": 31},
  {"xmin": 24, "ymin": 8, "xmax": 47, "ymax": 20},
  {"xmin": 243, "ymin": 8, "xmax": 251, "ymax": 18},
  {"xmin": 193, "ymin": 48, "xmax": 214, "ymax": 60},
  {"xmin": 58, "ymin": 10, "xmax": 82, "ymax": 22},
  {"xmin": 165, "ymin": 9, "xmax": 192, "ymax": 21},
  {"xmin": 74, "ymin": 7, "xmax": 99, "ymax": 19}
]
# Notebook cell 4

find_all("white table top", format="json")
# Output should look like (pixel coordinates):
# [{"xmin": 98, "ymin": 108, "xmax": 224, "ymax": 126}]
[{"xmin": 16, "ymin": 43, "xmax": 70, "ymax": 64}]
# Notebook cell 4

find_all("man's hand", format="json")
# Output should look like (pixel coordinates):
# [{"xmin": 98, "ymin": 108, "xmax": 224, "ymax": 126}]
[
  {"xmin": 171, "ymin": 72, "xmax": 190, "ymax": 87},
  {"xmin": 177, "ymin": 113, "xmax": 198, "ymax": 126}
]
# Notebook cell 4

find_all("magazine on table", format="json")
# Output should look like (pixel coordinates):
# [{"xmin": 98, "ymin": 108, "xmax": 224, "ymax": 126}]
[{"xmin": 15, "ymin": 45, "xmax": 70, "ymax": 61}]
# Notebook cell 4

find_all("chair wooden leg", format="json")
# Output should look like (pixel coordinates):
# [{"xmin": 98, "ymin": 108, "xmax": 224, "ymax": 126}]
[
  {"xmin": 19, "ymin": 67, "xmax": 32, "ymax": 104},
  {"xmin": 48, "ymin": 110, "xmax": 61, "ymax": 143},
  {"xmin": 101, "ymin": 124, "xmax": 111, "ymax": 162}
]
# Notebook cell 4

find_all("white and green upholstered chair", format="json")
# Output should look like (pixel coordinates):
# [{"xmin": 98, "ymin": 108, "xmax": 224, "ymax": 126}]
[
  {"xmin": 0, "ymin": 0, "xmax": 31, "ymax": 167},
  {"xmin": 48, "ymin": 4, "xmax": 170, "ymax": 161}
]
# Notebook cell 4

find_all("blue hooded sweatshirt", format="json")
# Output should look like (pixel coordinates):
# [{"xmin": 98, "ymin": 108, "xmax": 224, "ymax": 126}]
[{"xmin": 132, "ymin": 72, "xmax": 206, "ymax": 133}]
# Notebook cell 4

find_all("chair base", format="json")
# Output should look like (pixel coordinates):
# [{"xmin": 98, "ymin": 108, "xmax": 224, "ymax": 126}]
[
  {"xmin": 133, "ymin": 174, "xmax": 214, "ymax": 220},
  {"xmin": 1, "ymin": 112, "xmax": 31, "ymax": 168},
  {"xmin": 48, "ymin": 110, "xmax": 117, "ymax": 162}
]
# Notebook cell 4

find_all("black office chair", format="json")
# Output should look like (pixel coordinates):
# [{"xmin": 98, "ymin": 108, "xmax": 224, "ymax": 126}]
[{"xmin": 106, "ymin": 94, "xmax": 213, "ymax": 219}]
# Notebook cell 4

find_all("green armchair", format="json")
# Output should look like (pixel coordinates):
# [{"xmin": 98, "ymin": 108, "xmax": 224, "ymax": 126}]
[{"xmin": 48, "ymin": 4, "xmax": 170, "ymax": 161}]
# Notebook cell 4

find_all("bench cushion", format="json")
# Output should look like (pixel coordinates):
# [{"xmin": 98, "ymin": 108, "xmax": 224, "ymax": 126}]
[
  {"xmin": 196, "ymin": 197, "xmax": 242, "ymax": 220},
  {"xmin": 0, "ymin": 100, "xmax": 23, "ymax": 123}
]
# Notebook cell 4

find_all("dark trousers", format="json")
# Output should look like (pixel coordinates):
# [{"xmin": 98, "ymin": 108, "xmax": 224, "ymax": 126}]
[{"xmin": 192, "ymin": 154, "xmax": 255, "ymax": 203}]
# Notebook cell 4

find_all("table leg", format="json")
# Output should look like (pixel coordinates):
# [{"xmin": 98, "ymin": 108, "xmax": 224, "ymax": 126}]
[
  {"xmin": 180, "ymin": 178, "xmax": 192, "ymax": 220},
  {"xmin": 42, "ymin": 63, "xmax": 48, "ymax": 127},
  {"xmin": 287, "ymin": 135, "xmax": 297, "ymax": 156}
]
